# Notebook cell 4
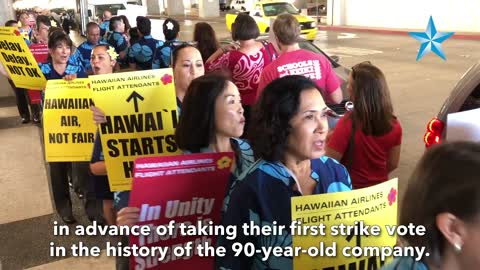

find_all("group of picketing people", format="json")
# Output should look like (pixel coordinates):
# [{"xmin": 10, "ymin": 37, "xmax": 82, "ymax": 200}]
[{"xmin": 2, "ymin": 6, "xmax": 480, "ymax": 270}]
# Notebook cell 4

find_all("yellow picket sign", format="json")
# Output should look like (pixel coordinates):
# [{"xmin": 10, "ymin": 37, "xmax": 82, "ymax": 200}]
[
  {"xmin": 43, "ymin": 79, "xmax": 97, "ymax": 162},
  {"xmin": 292, "ymin": 178, "xmax": 398, "ymax": 270},
  {"xmin": 0, "ymin": 27, "xmax": 46, "ymax": 90},
  {"xmin": 90, "ymin": 69, "xmax": 180, "ymax": 191}
]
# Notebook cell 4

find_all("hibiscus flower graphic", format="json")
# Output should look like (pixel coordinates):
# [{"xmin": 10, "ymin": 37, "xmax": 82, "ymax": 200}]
[
  {"xmin": 388, "ymin": 188, "xmax": 397, "ymax": 206},
  {"xmin": 161, "ymin": 74, "xmax": 173, "ymax": 85},
  {"xmin": 217, "ymin": 156, "xmax": 232, "ymax": 170}
]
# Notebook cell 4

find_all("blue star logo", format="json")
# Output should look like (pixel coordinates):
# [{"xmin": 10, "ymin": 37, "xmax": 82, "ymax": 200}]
[{"xmin": 409, "ymin": 16, "xmax": 454, "ymax": 61}]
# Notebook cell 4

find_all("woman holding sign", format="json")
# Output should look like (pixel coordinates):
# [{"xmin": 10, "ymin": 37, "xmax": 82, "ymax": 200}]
[
  {"xmin": 40, "ymin": 30, "xmax": 87, "ymax": 81},
  {"xmin": 41, "ymin": 30, "xmax": 88, "ymax": 224},
  {"xmin": 216, "ymin": 75, "xmax": 352, "ymax": 270},
  {"xmin": 175, "ymin": 73, "xmax": 255, "ymax": 212},
  {"xmin": 89, "ymin": 44, "xmax": 120, "ymax": 226},
  {"xmin": 116, "ymin": 73, "xmax": 255, "ymax": 226},
  {"xmin": 382, "ymin": 142, "xmax": 480, "ymax": 270},
  {"xmin": 92, "ymin": 44, "xmax": 206, "ymax": 218}
]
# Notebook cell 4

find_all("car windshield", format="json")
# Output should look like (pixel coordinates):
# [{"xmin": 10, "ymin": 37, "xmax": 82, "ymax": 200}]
[{"xmin": 263, "ymin": 3, "xmax": 299, "ymax": 16}]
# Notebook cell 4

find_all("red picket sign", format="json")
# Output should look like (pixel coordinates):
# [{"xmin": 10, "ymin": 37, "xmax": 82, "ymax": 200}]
[
  {"xmin": 128, "ymin": 152, "xmax": 234, "ymax": 270},
  {"xmin": 27, "ymin": 43, "xmax": 49, "ymax": 104}
]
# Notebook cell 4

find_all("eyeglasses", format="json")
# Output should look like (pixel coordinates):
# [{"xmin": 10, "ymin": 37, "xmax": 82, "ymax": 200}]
[{"xmin": 351, "ymin": 61, "xmax": 372, "ymax": 79}]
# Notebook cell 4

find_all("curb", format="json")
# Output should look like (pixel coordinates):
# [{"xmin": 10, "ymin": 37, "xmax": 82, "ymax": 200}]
[{"xmin": 320, "ymin": 26, "xmax": 480, "ymax": 41}]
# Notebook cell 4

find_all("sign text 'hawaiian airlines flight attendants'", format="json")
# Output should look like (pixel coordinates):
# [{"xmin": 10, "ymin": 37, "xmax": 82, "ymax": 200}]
[{"xmin": 90, "ymin": 69, "xmax": 180, "ymax": 191}]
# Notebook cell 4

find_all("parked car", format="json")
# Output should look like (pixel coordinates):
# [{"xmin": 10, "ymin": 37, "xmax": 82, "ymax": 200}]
[
  {"xmin": 424, "ymin": 62, "xmax": 480, "ymax": 147},
  {"xmin": 220, "ymin": 36, "xmax": 351, "ymax": 126}
]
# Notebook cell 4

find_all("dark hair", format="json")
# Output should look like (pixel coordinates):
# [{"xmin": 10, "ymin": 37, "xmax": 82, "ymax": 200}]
[
  {"xmin": 94, "ymin": 44, "xmax": 110, "ymax": 50},
  {"xmin": 109, "ymin": 16, "xmax": 123, "ymax": 32},
  {"xmin": 35, "ymin": 15, "xmax": 51, "ymax": 30},
  {"xmin": 163, "ymin": 18, "xmax": 180, "ymax": 41},
  {"xmin": 48, "ymin": 29, "xmax": 72, "ymax": 50},
  {"xmin": 171, "ymin": 44, "xmax": 197, "ymax": 68},
  {"xmin": 129, "ymin": 27, "xmax": 140, "ymax": 44},
  {"xmin": 136, "ymin": 16, "xmax": 151, "ymax": 36},
  {"xmin": 119, "ymin": 15, "xmax": 131, "ymax": 33},
  {"xmin": 193, "ymin": 22, "xmax": 220, "ymax": 62},
  {"xmin": 400, "ymin": 141, "xmax": 480, "ymax": 265},
  {"xmin": 5, "ymin": 20, "xmax": 18, "ymax": 27},
  {"xmin": 232, "ymin": 14, "xmax": 259, "ymax": 41},
  {"xmin": 249, "ymin": 75, "xmax": 321, "ymax": 161},
  {"xmin": 349, "ymin": 62, "xmax": 395, "ymax": 136},
  {"xmin": 273, "ymin": 13, "xmax": 299, "ymax": 45},
  {"xmin": 86, "ymin": 22, "xmax": 99, "ymax": 32},
  {"xmin": 175, "ymin": 73, "xmax": 229, "ymax": 152},
  {"xmin": 48, "ymin": 27, "xmax": 63, "ymax": 37}
]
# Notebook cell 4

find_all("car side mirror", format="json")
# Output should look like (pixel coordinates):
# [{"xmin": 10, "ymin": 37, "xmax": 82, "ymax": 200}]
[
  {"xmin": 88, "ymin": 10, "xmax": 92, "ymax": 17},
  {"xmin": 331, "ymin": 55, "xmax": 339, "ymax": 63},
  {"xmin": 254, "ymin": 12, "xmax": 261, "ymax": 16}
]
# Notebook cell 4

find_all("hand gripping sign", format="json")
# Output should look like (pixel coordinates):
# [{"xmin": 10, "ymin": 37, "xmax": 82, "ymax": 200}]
[
  {"xmin": 43, "ymin": 79, "xmax": 97, "ymax": 161},
  {"xmin": 0, "ymin": 27, "xmax": 46, "ymax": 90},
  {"xmin": 90, "ymin": 69, "xmax": 180, "ymax": 191},
  {"xmin": 128, "ymin": 152, "xmax": 233, "ymax": 270},
  {"xmin": 292, "ymin": 179, "xmax": 398, "ymax": 270}
]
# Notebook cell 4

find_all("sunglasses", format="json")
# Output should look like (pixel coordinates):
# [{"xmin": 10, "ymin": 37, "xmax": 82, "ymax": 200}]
[
  {"xmin": 351, "ymin": 61, "xmax": 372, "ymax": 79},
  {"xmin": 168, "ymin": 41, "xmax": 196, "ymax": 66}
]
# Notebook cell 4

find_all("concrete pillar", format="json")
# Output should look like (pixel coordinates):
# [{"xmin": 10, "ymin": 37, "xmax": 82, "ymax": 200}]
[
  {"xmin": 166, "ymin": 0, "xmax": 185, "ymax": 16},
  {"xmin": 0, "ymin": 0, "xmax": 14, "ymax": 22},
  {"xmin": 199, "ymin": 0, "xmax": 219, "ymax": 17},
  {"xmin": 0, "ymin": 0, "xmax": 15, "ymax": 97},
  {"xmin": 146, "ymin": 0, "xmax": 162, "ymax": 16},
  {"xmin": 327, "ymin": 0, "xmax": 346, "ymax": 26}
]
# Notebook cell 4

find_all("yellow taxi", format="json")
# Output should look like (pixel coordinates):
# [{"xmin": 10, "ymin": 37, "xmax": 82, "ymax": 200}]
[{"xmin": 226, "ymin": 1, "xmax": 318, "ymax": 41}]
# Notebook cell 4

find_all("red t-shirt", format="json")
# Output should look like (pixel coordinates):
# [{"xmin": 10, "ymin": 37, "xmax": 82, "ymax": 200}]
[
  {"xmin": 257, "ymin": 49, "xmax": 341, "ymax": 103},
  {"xmin": 327, "ymin": 114, "xmax": 402, "ymax": 189},
  {"xmin": 205, "ymin": 43, "xmax": 276, "ymax": 105}
]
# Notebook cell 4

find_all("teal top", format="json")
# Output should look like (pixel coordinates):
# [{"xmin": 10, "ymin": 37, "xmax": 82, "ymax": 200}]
[{"xmin": 381, "ymin": 257, "xmax": 429, "ymax": 270}]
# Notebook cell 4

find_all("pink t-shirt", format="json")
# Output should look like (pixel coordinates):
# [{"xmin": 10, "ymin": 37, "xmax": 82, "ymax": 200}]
[
  {"xmin": 257, "ymin": 49, "xmax": 341, "ymax": 102},
  {"xmin": 205, "ymin": 44, "xmax": 276, "ymax": 105}
]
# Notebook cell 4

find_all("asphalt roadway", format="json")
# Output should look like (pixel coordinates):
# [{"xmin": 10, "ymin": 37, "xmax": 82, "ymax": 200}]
[{"xmin": 173, "ymin": 17, "xmax": 480, "ymax": 196}]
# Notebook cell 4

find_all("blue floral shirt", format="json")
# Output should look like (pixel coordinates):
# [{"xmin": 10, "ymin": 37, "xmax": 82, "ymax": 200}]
[
  {"xmin": 128, "ymin": 35, "xmax": 162, "ymax": 70},
  {"xmin": 99, "ymin": 20, "xmax": 109, "ymax": 38},
  {"xmin": 381, "ymin": 257, "xmax": 429, "ymax": 270},
  {"xmin": 107, "ymin": 31, "xmax": 128, "ymax": 63},
  {"xmin": 40, "ymin": 61, "xmax": 87, "ymax": 80},
  {"xmin": 216, "ymin": 157, "xmax": 352, "ymax": 270},
  {"xmin": 152, "ymin": 39, "xmax": 179, "ymax": 69}
]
